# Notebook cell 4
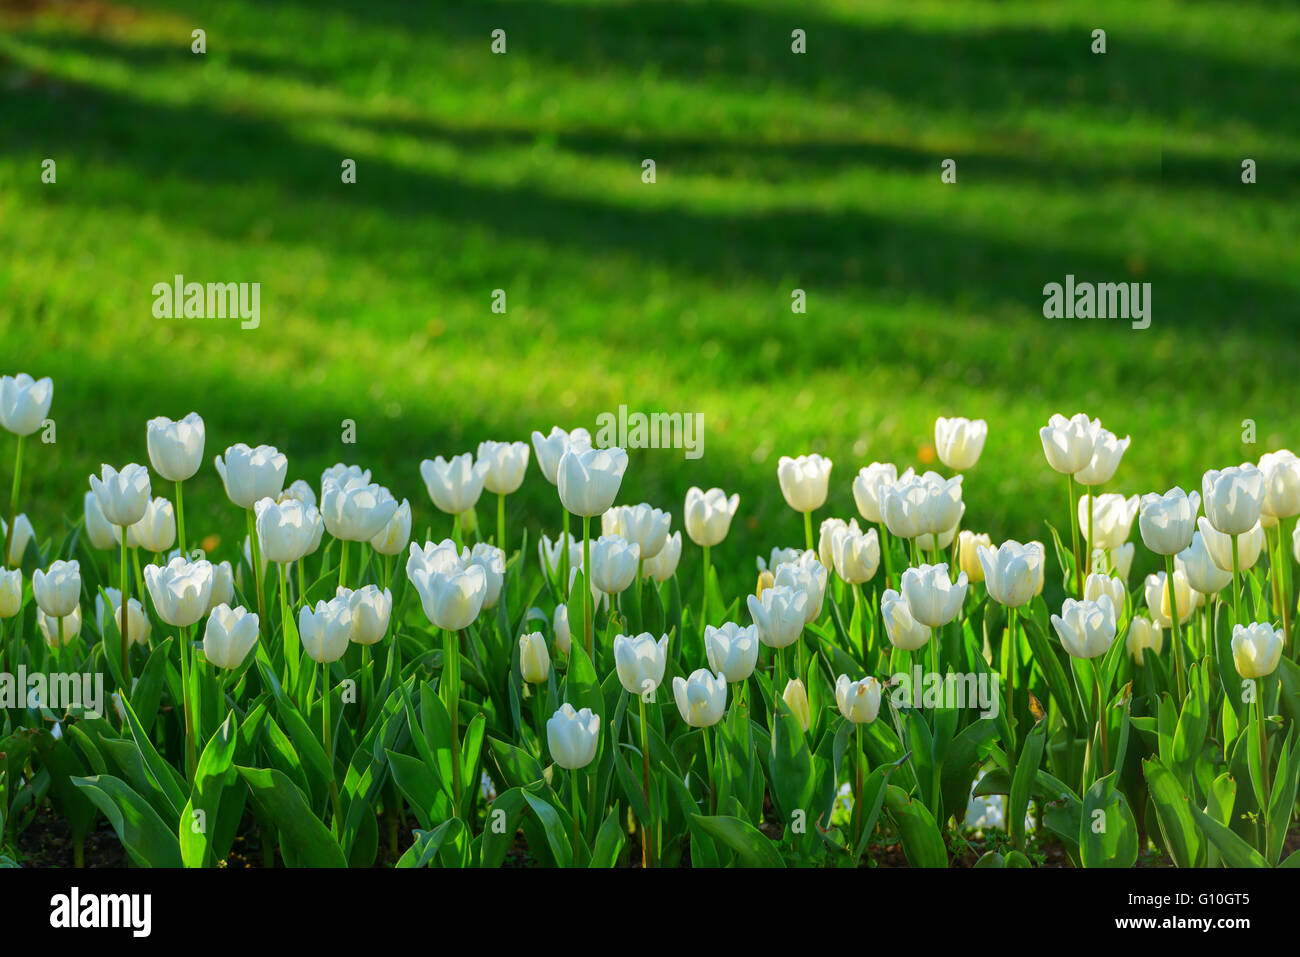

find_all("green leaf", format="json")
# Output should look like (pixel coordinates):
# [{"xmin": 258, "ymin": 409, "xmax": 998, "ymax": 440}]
[
  {"xmin": 691, "ymin": 814, "xmax": 785, "ymax": 868},
  {"xmin": 71, "ymin": 774, "xmax": 183, "ymax": 868},
  {"xmin": 1141, "ymin": 758, "xmax": 1204, "ymax": 868},
  {"xmin": 1187, "ymin": 801, "xmax": 1268, "ymax": 868},
  {"xmin": 590, "ymin": 803, "xmax": 627, "ymax": 867},
  {"xmin": 236, "ymin": 766, "xmax": 347, "ymax": 867},
  {"xmin": 180, "ymin": 714, "xmax": 238, "ymax": 868},
  {"xmin": 1010, "ymin": 719, "xmax": 1046, "ymax": 852},
  {"xmin": 1080, "ymin": 772, "xmax": 1138, "ymax": 868},
  {"xmin": 884, "ymin": 785, "xmax": 947, "ymax": 867}
]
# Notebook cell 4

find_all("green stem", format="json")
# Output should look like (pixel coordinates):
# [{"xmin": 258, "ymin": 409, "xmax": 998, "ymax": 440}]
[
  {"xmin": 119, "ymin": 530, "xmax": 130, "ymax": 687},
  {"xmin": 803, "ymin": 511, "xmax": 814, "ymax": 552},
  {"xmin": 878, "ymin": 523, "xmax": 893, "ymax": 589},
  {"xmin": 497, "ymin": 492, "xmax": 506, "ymax": 554},
  {"xmin": 1165, "ymin": 553, "xmax": 1187, "ymax": 703},
  {"xmin": 1085, "ymin": 488, "xmax": 1094, "ymax": 577},
  {"xmin": 639, "ymin": 694, "xmax": 654, "ymax": 868},
  {"xmin": 280, "ymin": 563, "xmax": 298, "ymax": 687},
  {"xmin": 246, "ymin": 509, "xmax": 267, "ymax": 626},
  {"xmin": 853, "ymin": 723, "xmax": 865, "ymax": 859},
  {"xmin": 700, "ymin": 543, "xmax": 711, "ymax": 632},
  {"xmin": 1067, "ymin": 475, "xmax": 1083, "ymax": 598},
  {"xmin": 445, "ymin": 629, "xmax": 463, "ymax": 806},
  {"xmin": 338, "ymin": 538, "xmax": 349, "ymax": 592},
  {"xmin": 570, "ymin": 769, "xmax": 583, "ymax": 868},
  {"xmin": 702, "ymin": 725, "xmax": 716, "ymax": 814},
  {"xmin": 1005, "ymin": 606, "xmax": 1018, "ymax": 749},
  {"xmin": 5, "ymin": 434, "xmax": 23, "ymax": 566},
  {"xmin": 1257, "ymin": 681, "xmax": 1271, "ymax": 809},
  {"xmin": 582, "ymin": 516, "xmax": 592, "ymax": 659},
  {"xmin": 297, "ymin": 558, "xmax": 307, "ymax": 611},
  {"xmin": 561, "ymin": 509, "xmax": 571, "ymax": 595},
  {"xmin": 1095, "ymin": 659, "xmax": 1109, "ymax": 775},
  {"xmin": 1231, "ymin": 535, "xmax": 1242, "ymax": 630},
  {"xmin": 174, "ymin": 480, "xmax": 187, "ymax": 558},
  {"xmin": 177, "ymin": 624, "xmax": 195, "ymax": 782},
  {"xmin": 321, "ymin": 661, "xmax": 343, "ymax": 834}
]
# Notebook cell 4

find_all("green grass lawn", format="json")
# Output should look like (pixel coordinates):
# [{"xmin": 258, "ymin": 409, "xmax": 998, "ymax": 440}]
[{"xmin": 1, "ymin": 0, "xmax": 1298, "ymax": 596}]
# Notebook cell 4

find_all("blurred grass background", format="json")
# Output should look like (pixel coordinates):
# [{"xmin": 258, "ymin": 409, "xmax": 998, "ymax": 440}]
[{"xmin": 1, "ymin": 0, "xmax": 1298, "ymax": 595}]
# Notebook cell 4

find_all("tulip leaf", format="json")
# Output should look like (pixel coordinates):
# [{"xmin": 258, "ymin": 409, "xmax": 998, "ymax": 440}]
[
  {"xmin": 236, "ymin": 765, "xmax": 347, "ymax": 867},
  {"xmin": 521, "ymin": 789, "xmax": 575, "ymax": 869},
  {"xmin": 1079, "ymin": 772, "xmax": 1138, "ymax": 868},
  {"xmin": 33, "ymin": 732, "xmax": 98, "ymax": 845},
  {"xmin": 479, "ymin": 787, "xmax": 528, "ymax": 868},
  {"xmin": 180, "ymin": 713, "xmax": 238, "ymax": 868},
  {"xmin": 691, "ymin": 814, "xmax": 785, "ymax": 868},
  {"xmin": 1141, "ymin": 757, "xmax": 1204, "ymax": 868},
  {"xmin": 1186, "ymin": 800, "xmax": 1268, "ymax": 868},
  {"xmin": 1021, "ymin": 616, "xmax": 1082, "ymax": 735},
  {"xmin": 1009, "ymin": 718, "xmax": 1046, "ymax": 852},
  {"xmin": 71, "ymin": 774, "xmax": 183, "ymax": 868},
  {"xmin": 386, "ymin": 749, "xmax": 448, "ymax": 829},
  {"xmin": 590, "ymin": 802, "xmax": 627, "ymax": 867},
  {"xmin": 884, "ymin": 785, "xmax": 947, "ymax": 867}
]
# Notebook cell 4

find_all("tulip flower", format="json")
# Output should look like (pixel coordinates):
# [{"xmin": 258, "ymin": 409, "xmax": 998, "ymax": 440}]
[
  {"xmin": 1126, "ymin": 616, "xmax": 1163, "ymax": 665},
  {"xmin": 37, "ymin": 605, "xmax": 82, "ymax": 648},
  {"xmin": 128, "ymin": 497, "xmax": 176, "ymax": 554},
  {"xmin": 613, "ymin": 632, "xmax": 669, "ymax": 698},
  {"xmin": 91, "ymin": 464, "xmax": 153, "ymax": 679},
  {"xmin": 978, "ymin": 541, "xmax": 1041, "ymax": 609},
  {"xmin": 341, "ymin": 585, "xmax": 392, "ymax": 645},
  {"xmin": 557, "ymin": 445, "xmax": 628, "ymax": 655},
  {"xmin": 547, "ymin": 702, "xmax": 601, "ymax": 863},
  {"xmin": 881, "ymin": 589, "xmax": 931, "ymax": 651},
  {"xmin": 1, "ymin": 514, "xmax": 33, "ymax": 567},
  {"xmin": 852, "ymin": 463, "xmax": 900, "ymax": 525},
  {"xmin": 935, "ymin": 417, "xmax": 988, "ymax": 472},
  {"xmin": 1195, "ymin": 516, "xmax": 1263, "ymax": 573},
  {"xmin": 1041, "ymin": 413, "xmax": 1099, "ymax": 596},
  {"xmin": 299, "ymin": 595, "xmax": 353, "ymax": 661},
  {"xmin": 145, "ymin": 557, "xmax": 215, "ymax": 628},
  {"xmin": 833, "ymin": 522, "xmax": 881, "ymax": 585},
  {"xmin": 782, "ymin": 678, "xmax": 811, "ymax": 732},
  {"xmin": 1074, "ymin": 422, "xmax": 1130, "ymax": 487},
  {"xmin": 704, "ymin": 622, "xmax": 760, "ymax": 684},
  {"xmin": 673, "ymin": 669, "xmax": 727, "ymax": 728},
  {"xmin": 92, "ymin": 587, "xmax": 150, "ymax": 644},
  {"xmin": 1078, "ymin": 493, "xmax": 1139, "ymax": 552},
  {"xmin": 215, "ymin": 444, "xmax": 287, "ymax": 510},
  {"xmin": 884, "ymin": 472, "xmax": 963, "ymax": 557},
  {"xmin": 0, "ymin": 374, "xmax": 52, "ymax": 571},
  {"xmin": 1178, "ymin": 531, "xmax": 1232, "ymax": 596},
  {"xmin": 207, "ymin": 560, "xmax": 234, "ymax": 614},
  {"xmin": 33, "ymin": 560, "xmax": 80, "ymax": 618},
  {"xmin": 1144, "ymin": 568, "xmax": 1192, "ymax": 629},
  {"xmin": 553, "ymin": 604, "xmax": 571, "ymax": 655},
  {"xmin": 1202, "ymin": 465, "xmax": 1265, "ymax": 537},
  {"xmin": 256, "ymin": 497, "xmax": 321, "ymax": 565},
  {"xmin": 776, "ymin": 554, "xmax": 828, "ymax": 622},
  {"xmin": 147, "ymin": 412, "xmax": 204, "ymax": 555},
  {"xmin": 777, "ymin": 454, "xmax": 833, "ymax": 539},
  {"xmin": 539, "ymin": 531, "xmax": 582, "ymax": 583},
  {"xmin": 478, "ymin": 439, "xmax": 530, "ymax": 551},
  {"xmin": 818, "ymin": 517, "xmax": 849, "ymax": 571},
  {"xmin": 683, "ymin": 486, "xmax": 741, "ymax": 546},
  {"xmin": 0, "ymin": 568, "xmax": 20, "ymax": 618},
  {"xmin": 1233, "ymin": 620, "xmax": 1285, "ymax": 803},
  {"xmin": 203, "ymin": 604, "xmax": 259, "ymax": 670},
  {"xmin": 958, "ymin": 530, "xmax": 991, "ymax": 584},
  {"xmin": 589, "ymin": 534, "xmax": 639, "ymax": 595},
  {"xmin": 613, "ymin": 504, "xmax": 671, "ymax": 564},
  {"xmin": 321, "ymin": 480, "xmax": 398, "ymax": 545},
  {"xmin": 83, "ymin": 491, "xmax": 118, "ymax": 550},
  {"xmin": 281, "ymin": 479, "xmax": 317, "ymax": 507},
  {"xmin": 519, "ymin": 631, "xmax": 550, "ymax": 684},
  {"xmin": 901, "ymin": 563, "xmax": 968, "ymax": 628},
  {"xmin": 1052, "ymin": 595, "xmax": 1117, "ymax": 660},
  {"xmin": 532, "ymin": 426, "xmax": 592, "ymax": 587},
  {"xmin": 410, "ymin": 561, "xmax": 487, "ymax": 632},
  {"xmin": 642, "ymin": 531, "xmax": 682, "ymax": 583},
  {"xmin": 1084, "ymin": 573, "xmax": 1126, "ymax": 621},
  {"xmin": 836, "ymin": 674, "xmax": 882, "ymax": 724},
  {"xmin": 369, "ymin": 499, "xmax": 412, "ymax": 559}
]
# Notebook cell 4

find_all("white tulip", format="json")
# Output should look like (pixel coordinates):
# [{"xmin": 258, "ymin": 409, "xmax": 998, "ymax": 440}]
[
  {"xmin": 978, "ymin": 541, "xmax": 1041, "ymax": 609},
  {"xmin": 38, "ymin": 605, "xmax": 82, "ymax": 647},
  {"xmin": 547, "ymin": 703, "xmax": 600, "ymax": 769},
  {"xmin": 617, "ymin": 504, "xmax": 671, "ymax": 560},
  {"xmin": 883, "ymin": 471, "xmax": 962, "ymax": 539},
  {"xmin": 589, "ymin": 534, "xmax": 639, "ymax": 595},
  {"xmin": 89, "ymin": 463, "xmax": 151, "ymax": 527},
  {"xmin": 773, "ymin": 556, "xmax": 827, "ymax": 624},
  {"xmin": 468, "ymin": 543, "xmax": 506, "ymax": 609},
  {"xmin": 782, "ymin": 679, "xmax": 811, "ymax": 731},
  {"xmin": 203, "ymin": 604, "xmax": 259, "ymax": 670},
  {"xmin": 1078, "ymin": 493, "xmax": 1139, "ymax": 550},
  {"xmin": 642, "ymin": 531, "xmax": 682, "ymax": 583},
  {"xmin": 818, "ymin": 517, "xmax": 849, "ymax": 571},
  {"xmin": 777, "ymin": 453, "xmax": 833, "ymax": 513},
  {"xmin": 1083, "ymin": 573, "xmax": 1126, "ymax": 614},
  {"xmin": 340, "ymin": 585, "xmax": 392, "ymax": 645},
  {"xmin": 900, "ymin": 564, "xmax": 968, "ymax": 627},
  {"xmin": 833, "ymin": 522, "xmax": 880, "ymax": 584},
  {"xmin": 958, "ymin": 530, "xmax": 992, "ymax": 583},
  {"xmin": 1127, "ymin": 616, "xmax": 1163, "ymax": 665},
  {"xmin": 255, "ymin": 497, "xmax": 320, "ymax": 564},
  {"xmin": 1202, "ymin": 465, "xmax": 1265, "ymax": 536},
  {"xmin": 0, "ymin": 374, "xmax": 53, "ymax": 436},
  {"xmin": 1074, "ymin": 422, "xmax": 1130, "ymax": 486},
  {"xmin": 144, "ymin": 557, "xmax": 215, "ymax": 627},
  {"xmin": 852, "ymin": 463, "xmax": 902, "ymax": 524},
  {"xmin": 1139, "ymin": 487, "xmax": 1199, "ymax": 555},
  {"xmin": 1, "ymin": 514, "xmax": 33, "ymax": 566},
  {"xmin": 934, "ymin": 417, "xmax": 988, "ymax": 471},
  {"xmin": 519, "ymin": 631, "xmax": 550, "ymax": 684},
  {"xmin": 129, "ymin": 498, "xmax": 176, "ymax": 553},
  {"xmin": 1178, "ymin": 531, "xmax": 1232, "ymax": 595},
  {"xmin": 207, "ymin": 560, "xmax": 234, "ymax": 613},
  {"xmin": 613, "ymin": 632, "xmax": 669, "ymax": 697},
  {"xmin": 298, "ymin": 596, "xmax": 353, "ymax": 664},
  {"xmin": 83, "ymin": 491, "xmax": 118, "ymax": 550},
  {"xmin": 684, "ymin": 486, "xmax": 739, "ymax": 547},
  {"xmin": 553, "ymin": 604, "xmax": 571, "ymax": 655},
  {"xmin": 704, "ymin": 622, "xmax": 760, "ymax": 682},
  {"xmin": 531, "ymin": 427, "xmax": 592, "ymax": 486},
  {"xmin": 1259, "ymin": 450, "xmax": 1300, "ymax": 519},
  {"xmin": 538, "ymin": 531, "xmax": 582, "ymax": 580},
  {"xmin": 557, "ymin": 446, "xmax": 628, "ymax": 518},
  {"xmin": 747, "ymin": 584, "xmax": 808, "ymax": 648},
  {"xmin": 94, "ymin": 588, "xmax": 150, "ymax": 647},
  {"xmin": 881, "ymin": 588, "xmax": 931, "ymax": 650},
  {"xmin": 214, "ymin": 444, "xmax": 287, "ymax": 510},
  {"xmin": 369, "ymin": 499, "xmax": 412, "ymax": 556},
  {"xmin": 475, "ymin": 440, "xmax": 530, "ymax": 495},
  {"xmin": 835, "ymin": 675, "xmax": 882, "ymax": 724},
  {"xmin": 0, "ymin": 568, "xmax": 21, "ymax": 618},
  {"xmin": 1144, "ymin": 570, "xmax": 1193, "ymax": 628},
  {"xmin": 672, "ymin": 669, "xmax": 727, "ymax": 728},
  {"xmin": 1232, "ymin": 622, "xmax": 1284, "ymax": 679},
  {"xmin": 1039, "ymin": 413, "xmax": 1096, "ymax": 475},
  {"xmin": 1051, "ymin": 595, "xmax": 1117, "ymax": 659},
  {"xmin": 146, "ymin": 413, "xmax": 205, "ymax": 482},
  {"xmin": 281, "ymin": 479, "xmax": 318, "ymax": 507},
  {"xmin": 33, "ymin": 560, "xmax": 80, "ymax": 618},
  {"xmin": 409, "ymin": 562, "xmax": 486, "ymax": 631},
  {"xmin": 322, "ymin": 481, "xmax": 398, "ymax": 542},
  {"xmin": 1195, "ymin": 515, "xmax": 1263, "ymax": 572},
  {"xmin": 420, "ymin": 453, "xmax": 491, "ymax": 515}
]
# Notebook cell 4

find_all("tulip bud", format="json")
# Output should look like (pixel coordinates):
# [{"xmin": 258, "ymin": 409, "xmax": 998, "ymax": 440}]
[
  {"xmin": 1051, "ymin": 595, "xmax": 1117, "ymax": 659},
  {"xmin": 341, "ymin": 585, "xmax": 392, "ymax": 645},
  {"xmin": 83, "ymin": 491, "xmax": 118, "ymax": 551},
  {"xmin": 1139, "ymin": 487, "xmax": 1199, "ymax": 555},
  {"xmin": 144, "ymin": 557, "xmax": 216, "ymax": 627},
  {"xmin": 1259, "ymin": 450, "xmax": 1300, "ymax": 519},
  {"xmin": 1039, "ymin": 413, "xmax": 1097, "ymax": 475},
  {"xmin": 642, "ymin": 531, "xmax": 682, "ymax": 583},
  {"xmin": 556, "ymin": 446, "xmax": 628, "ymax": 518},
  {"xmin": 900, "ymin": 564, "xmax": 968, "ymax": 627},
  {"xmin": 1144, "ymin": 569, "xmax": 1193, "ymax": 629},
  {"xmin": 215, "ymin": 444, "xmax": 287, "ymax": 510},
  {"xmin": 130, "ymin": 497, "xmax": 177, "ymax": 553},
  {"xmin": 553, "ymin": 604, "xmax": 571, "ymax": 654},
  {"xmin": 1, "ymin": 514, "xmax": 34, "ymax": 566},
  {"xmin": 833, "ymin": 522, "xmax": 881, "ymax": 584},
  {"xmin": 299, "ymin": 596, "xmax": 353, "ymax": 664},
  {"xmin": 852, "ymin": 463, "xmax": 900, "ymax": 524},
  {"xmin": 1126, "ymin": 616, "xmax": 1162, "ymax": 665},
  {"xmin": 881, "ymin": 588, "xmax": 931, "ymax": 650},
  {"xmin": 782, "ymin": 679, "xmax": 811, "ymax": 731},
  {"xmin": 477, "ymin": 440, "xmax": 530, "ymax": 495},
  {"xmin": 207, "ymin": 561, "xmax": 235, "ymax": 613},
  {"xmin": 0, "ymin": 568, "xmax": 21, "ymax": 618},
  {"xmin": 89, "ymin": 463, "xmax": 152, "ymax": 527},
  {"xmin": 934, "ymin": 416, "xmax": 988, "ymax": 472},
  {"xmin": 589, "ymin": 534, "xmax": 639, "ymax": 595},
  {"xmin": 94, "ymin": 589, "xmax": 151, "ymax": 647},
  {"xmin": 755, "ymin": 569, "xmax": 775, "ymax": 598},
  {"xmin": 958, "ymin": 530, "xmax": 991, "ymax": 583},
  {"xmin": 369, "ymin": 499, "xmax": 412, "ymax": 557},
  {"xmin": 519, "ymin": 631, "xmax": 551, "ymax": 684},
  {"xmin": 978, "ymin": 541, "xmax": 1041, "ymax": 609},
  {"xmin": 1083, "ymin": 573, "xmax": 1126, "ymax": 614},
  {"xmin": 1202, "ymin": 465, "xmax": 1265, "ymax": 536}
]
